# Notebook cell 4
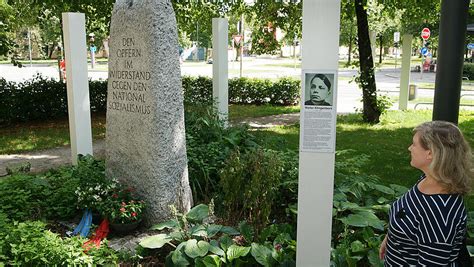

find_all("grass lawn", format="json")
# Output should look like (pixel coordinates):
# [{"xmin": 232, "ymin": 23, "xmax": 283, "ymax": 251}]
[
  {"xmin": 0, "ymin": 105, "xmax": 300, "ymax": 154},
  {"xmin": 0, "ymin": 114, "xmax": 106, "ymax": 154},
  {"xmin": 229, "ymin": 104, "xmax": 299, "ymax": 120}
]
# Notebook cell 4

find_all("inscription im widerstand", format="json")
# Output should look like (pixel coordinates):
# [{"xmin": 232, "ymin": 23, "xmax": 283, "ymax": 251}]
[{"xmin": 108, "ymin": 37, "xmax": 152, "ymax": 115}]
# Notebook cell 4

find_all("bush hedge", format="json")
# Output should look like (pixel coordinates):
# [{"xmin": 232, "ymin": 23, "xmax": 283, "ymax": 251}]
[
  {"xmin": 463, "ymin": 63, "xmax": 474, "ymax": 80},
  {"xmin": 0, "ymin": 75, "xmax": 300, "ymax": 125}
]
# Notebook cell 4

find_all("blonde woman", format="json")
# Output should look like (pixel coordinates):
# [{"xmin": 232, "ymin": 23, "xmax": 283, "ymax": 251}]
[{"xmin": 379, "ymin": 121, "xmax": 473, "ymax": 266}]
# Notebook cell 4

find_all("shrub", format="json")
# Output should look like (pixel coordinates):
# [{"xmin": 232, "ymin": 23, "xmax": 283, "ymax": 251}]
[
  {"xmin": 463, "ymin": 63, "xmax": 474, "ymax": 80},
  {"xmin": 0, "ymin": 155, "xmax": 108, "ymax": 222},
  {"xmin": 0, "ymin": 220, "xmax": 117, "ymax": 265},
  {"xmin": 0, "ymin": 75, "xmax": 300, "ymax": 124},
  {"xmin": 185, "ymin": 104, "xmax": 257, "ymax": 203},
  {"xmin": 219, "ymin": 148, "xmax": 282, "ymax": 233},
  {"xmin": 0, "ymin": 174, "xmax": 47, "ymax": 221}
]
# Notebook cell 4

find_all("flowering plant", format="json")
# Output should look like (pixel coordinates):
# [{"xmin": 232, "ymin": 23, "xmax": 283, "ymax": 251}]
[
  {"xmin": 75, "ymin": 178, "xmax": 118, "ymax": 211},
  {"xmin": 100, "ymin": 185, "xmax": 146, "ymax": 224}
]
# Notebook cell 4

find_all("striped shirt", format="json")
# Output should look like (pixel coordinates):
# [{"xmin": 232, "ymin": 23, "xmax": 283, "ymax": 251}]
[{"xmin": 384, "ymin": 176, "xmax": 467, "ymax": 266}]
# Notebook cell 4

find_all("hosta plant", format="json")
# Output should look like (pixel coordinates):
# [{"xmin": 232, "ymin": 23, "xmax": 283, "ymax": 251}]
[{"xmin": 139, "ymin": 203, "xmax": 296, "ymax": 266}]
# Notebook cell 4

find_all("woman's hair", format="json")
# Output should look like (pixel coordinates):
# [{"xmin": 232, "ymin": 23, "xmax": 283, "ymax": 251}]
[
  {"xmin": 310, "ymin": 74, "xmax": 331, "ymax": 91},
  {"xmin": 414, "ymin": 121, "xmax": 473, "ymax": 195}
]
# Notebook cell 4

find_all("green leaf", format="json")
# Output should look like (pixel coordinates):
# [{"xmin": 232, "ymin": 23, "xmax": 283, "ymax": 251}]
[
  {"xmin": 250, "ymin": 242, "xmax": 273, "ymax": 266},
  {"xmin": 219, "ymin": 235, "xmax": 233, "ymax": 252},
  {"xmin": 390, "ymin": 184, "xmax": 409, "ymax": 196},
  {"xmin": 377, "ymin": 197, "xmax": 388, "ymax": 204},
  {"xmin": 172, "ymin": 249, "xmax": 190, "ymax": 266},
  {"xmin": 339, "ymin": 201, "xmax": 362, "ymax": 211},
  {"xmin": 208, "ymin": 242, "xmax": 225, "ymax": 256},
  {"xmin": 372, "ymin": 184, "xmax": 395, "ymax": 195},
  {"xmin": 170, "ymin": 231, "xmax": 186, "ymax": 241},
  {"xmin": 340, "ymin": 212, "xmax": 384, "ymax": 231},
  {"xmin": 340, "ymin": 214, "xmax": 369, "ymax": 227},
  {"xmin": 190, "ymin": 225, "xmax": 207, "ymax": 237},
  {"xmin": 185, "ymin": 204, "xmax": 209, "ymax": 223},
  {"xmin": 220, "ymin": 226, "xmax": 239, "ymax": 235},
  {"xmin": 360, "ymin": 211, "xmax": 385, "ymax": 231},
  {"xmin": 226, "ymin": 245, "xmax": 250, "ymax": 262},
  {"xmin": 367, "ymin": 249, "xmax": 384, "ymax": 267},
  {"xmin": 139, "ymin": 234, "xmax": 172, "ymax": 249},
  {"xmin": 184, "ymin": 239, "xmax": 210, "ymax": 258},
  {"xmin": 350, "ymin": 240, "xmax": 365, "ymax": 252},
  {"xmin": 150, "ymin": 220, "xmax": 179, "ymax": 230},
  {"xmin": 206, "ymin": 224, "xmax": 222, "ymax": 238},
  {"xmin": 201, "ymin": 255, "xmax": 222, "ymax": 267},
  {"xmin": 238, "ymin": 221, "xmax": 254, "ymax": 242}
]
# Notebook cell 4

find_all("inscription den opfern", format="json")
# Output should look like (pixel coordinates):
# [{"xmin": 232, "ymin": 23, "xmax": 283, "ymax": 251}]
[{"xmin": 108, "ymin": 37, "xmax": 152, "ymax": 114}]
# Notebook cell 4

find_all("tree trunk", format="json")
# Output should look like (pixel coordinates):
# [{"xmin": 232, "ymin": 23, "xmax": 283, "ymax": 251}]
[
  {"xmin": 348, "ymin": 26, "xmax": 353, "ymax": 64},
  {"xmin": 355, "ymin": 0, "xmax": 380, "ymax": 123},
  {"xmin": 379, "ymin": 35, "xmax": 383, "ymax": 64}
]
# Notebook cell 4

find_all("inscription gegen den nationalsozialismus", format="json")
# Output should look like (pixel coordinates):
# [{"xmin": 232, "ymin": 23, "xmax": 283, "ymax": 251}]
[{"xmin": 108, "ymin": 38, "xmax": 151, "ymax": 114}]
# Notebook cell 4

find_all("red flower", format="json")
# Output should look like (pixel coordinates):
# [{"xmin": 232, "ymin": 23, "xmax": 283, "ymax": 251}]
[
  {"xmin": 274, "ymin": 244, "xmax": 282, "ymax": 252},
  {"xmin": 112, "ymin": 194, "xmax": 118, "ymax": 198},
  {"xmin": 120, "ymin": 207, "xmax": 126, "ymax": 213},
  {"xmin": 132, "ymin": 212, "xmax": 137, "ymax": 217}
]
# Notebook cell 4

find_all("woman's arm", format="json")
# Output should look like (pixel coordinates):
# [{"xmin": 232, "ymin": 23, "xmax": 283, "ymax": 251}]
[{"xmin": 379, "ymin": 234, "xmax": 388, "ymax": 260}]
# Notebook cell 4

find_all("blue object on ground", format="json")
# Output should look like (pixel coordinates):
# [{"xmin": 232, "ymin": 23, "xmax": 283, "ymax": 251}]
[{"xmin": 72, "ymin": 209, "xmax": 93, "ymax": 237}]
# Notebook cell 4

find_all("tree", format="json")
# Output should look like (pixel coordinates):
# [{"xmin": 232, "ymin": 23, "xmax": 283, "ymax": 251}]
[
  {"xmin": 340, "ymin": 1, "xmax": 357, "ymax": 65},
  {"xmin": 244, "ymin": 1, "xmax": 301, "ymax": 56},
  {"xmin": 0, "ymin": 0, "xmax": 14, "ymax": 58},
  {"xmin": 354, "ymin": 0, "xmax": 380, "ymax": 123}
]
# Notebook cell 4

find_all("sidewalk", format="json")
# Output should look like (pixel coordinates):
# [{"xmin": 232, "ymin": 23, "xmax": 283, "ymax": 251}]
[{"xmin": 0, "ymin": 114, "xmax": 301, "ymax": 176}]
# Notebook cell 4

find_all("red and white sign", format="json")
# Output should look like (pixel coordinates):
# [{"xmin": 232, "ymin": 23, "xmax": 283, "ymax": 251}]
[
  {"xmin": 421, "ymin": 28, "xmax": 430, "ymax": 40},
  {"xmin": 233, "ymin": 35, "xmax": 243, "ymax": 45}
]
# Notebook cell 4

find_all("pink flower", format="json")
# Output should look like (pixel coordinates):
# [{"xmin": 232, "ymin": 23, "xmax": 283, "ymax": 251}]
[
  {"xmin": 121, "ymin": 202, "xmax": 126, "ymax": 206},
  {"xmin": 132, "ymin": 212, "xmax": 137, "ymax": 217},
  {"xmin": 112, "ymin": 194, "xmax": 118, "ymax": 198},
  {"xmin": 120, "ymin": 207, "xmax": 126, "ymax": 213}
]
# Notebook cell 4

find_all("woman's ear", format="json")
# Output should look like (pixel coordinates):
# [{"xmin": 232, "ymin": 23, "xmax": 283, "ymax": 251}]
[{"xmin": 427, "ymin": 150, "xmax": 433, "ymax": 160}]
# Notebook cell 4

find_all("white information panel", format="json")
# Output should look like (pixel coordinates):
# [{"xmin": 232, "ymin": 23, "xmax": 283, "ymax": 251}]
[{"xmin": 300, "ymin": 70, "xmax": 338, "ymax": 153}]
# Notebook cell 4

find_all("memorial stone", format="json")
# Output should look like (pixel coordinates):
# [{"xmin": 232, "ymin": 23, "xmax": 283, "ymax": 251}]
[{"xmin": 106, "ymin": 0, "xmax": 192, "ymax": 225}]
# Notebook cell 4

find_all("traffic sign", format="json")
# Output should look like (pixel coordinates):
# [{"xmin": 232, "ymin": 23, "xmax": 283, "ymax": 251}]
[
  {"xmin": 394, "ymin": 32, "xmax": 400, "ymax": 42},
  {"xmin": 468, "ymin": 43, "xmax": 474, "ymax": 50},
  {"xmin": 90, "ymin": 45, "xmax": 97, "ymax": 53},
  {"xmin": 421, "ymin": 47, "xmax": 428, "ymax": 56},
  {"xmin": 233, "ymin": 35, "xmax": 243, "ymax": 45},
  {"xmin": 421, "ymin": 28, "xmax": 430, "ymax": 40}
]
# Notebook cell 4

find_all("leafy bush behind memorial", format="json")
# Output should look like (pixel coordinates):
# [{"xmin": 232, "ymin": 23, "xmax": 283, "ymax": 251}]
[{"xmin": 0, "ymin": 75, "xmax": 300, "ymax": 125}]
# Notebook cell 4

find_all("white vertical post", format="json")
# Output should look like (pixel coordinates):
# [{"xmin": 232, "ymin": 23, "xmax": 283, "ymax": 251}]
[
  {"xmin": 399, "ymin": 34, "xmax": 413, "ymax": 110},
  {"xmin": 212, "ymin": 18, "xmax": 229, "ymax": 124},
  {"xmin": 62, "ymin": 13, "xmax": 93, "ymax": 165},
  {"xmin": 370, "ymin": 30, "xmax": 377, "ymax": 65},
  {"xmin": 28, "ymin": 28, "xmax": 32, "ymax": 67},
  {"xmin": 240, "ymin": 14, "xmax": 244, "ymax": 78},
  {"xmin": 297, "ymin": 1, "xmax": 341, "ymax": 266}
]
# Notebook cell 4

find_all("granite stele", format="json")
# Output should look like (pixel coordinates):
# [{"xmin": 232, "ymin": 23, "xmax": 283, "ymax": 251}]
[{"xmin": 106, "ymin": 0, "xmax": 192, "ymax": 225}]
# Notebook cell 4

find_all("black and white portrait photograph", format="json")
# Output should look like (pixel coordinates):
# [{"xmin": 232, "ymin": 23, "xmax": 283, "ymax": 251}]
[{"xmin": 304, "ymin": 73, "xmax": 334, "ymax": 106}]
